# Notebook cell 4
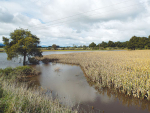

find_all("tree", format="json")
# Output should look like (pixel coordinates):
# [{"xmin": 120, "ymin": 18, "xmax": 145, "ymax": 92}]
[
  {"xmin": 122, "ymin": 41, "xmax": 128, "ymax": 48},
  {"xmin": 52, "ymin": 44, "xmax": 57, "ymax": 50},
  {"xmin": 89, "ymin": 42, "xmax": 96, "ymax": 49},
  {"xmin": 138, "ymin": 37, "xmax": 147, "ymax": 49},
  {"xmin": 83, "ymin": 45, "xmax": 87, "ymax": 50},
  {"xmin": 3, "ymin": 28, "xmax": 42, "ymax": 65},
  {"xmin": 115, "ymin": 41, "xmax": 123, "ymax": 48},
  {"xmin": 100, "ymin": 41, "xmax": 108, "ymax": 48},
  {"xmin": 146, "ymin": 35, "xmax": 150, "ymax": 49},
  {"xmin": 127, "ymin": 36, "xmax": 139, "ymax": 50},
  {"xmin": 107, "ymin": 40, "xmax": 115, "ymax": 47}
]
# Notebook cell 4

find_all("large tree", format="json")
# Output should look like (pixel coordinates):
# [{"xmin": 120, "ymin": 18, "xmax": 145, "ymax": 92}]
[
  {"xmin": 89, "ymin": 42, "xmax": 96, "ymax": 49},
  {"xmin": 3, "ymin": 28, "xmax": 42, "ymax": 65},
  {"xmin": 127, "ymin": 36, "xmax": 140, "ymax": 50},
  {"xmin": 107, "ymin": 40, "xmax": 115, "ymax": 47},
  {"xmin": 100, "ymin": 41, "xmax": 108, "ymax": 48}
]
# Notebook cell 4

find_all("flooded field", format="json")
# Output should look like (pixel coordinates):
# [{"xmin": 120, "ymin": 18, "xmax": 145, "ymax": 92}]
[
  {"xmin": 0, "ymin": 50, "xmax": 150, "ymax": 112},
  {"xmin": 30, "ymin": 62, "xmax": 150, "ymax": 113}
]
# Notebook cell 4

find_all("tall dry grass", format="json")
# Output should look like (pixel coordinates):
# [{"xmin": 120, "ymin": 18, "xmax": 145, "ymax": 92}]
[
  {"xmin": 0, "ymin": 80, "xmax": 74, "ymax": 113},
  {"xmin": 86, "ymin": 77, "xmax": 150, "ymax": 111},
  {"xmin": 0, "ymin": 66, "xmax": 75, "ymax": 113},
  {"xmin": 37, "ymin": 50, "xmax": 150, "ymax": 100}
]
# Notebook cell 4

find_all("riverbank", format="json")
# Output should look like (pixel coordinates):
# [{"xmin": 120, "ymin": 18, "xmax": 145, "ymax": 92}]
[
  {"xmin": 37, "ymin": 50, "xmax": 150, "ymax": 100},
  {"xmin": 0, "ymin": 66, "xmax": 75, "ymax": 113}
]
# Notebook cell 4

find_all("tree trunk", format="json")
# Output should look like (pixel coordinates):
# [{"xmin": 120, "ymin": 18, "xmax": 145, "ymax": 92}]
[{"xmin": 23, "ymin": 52, "xmax": 26, "ymax": 66}]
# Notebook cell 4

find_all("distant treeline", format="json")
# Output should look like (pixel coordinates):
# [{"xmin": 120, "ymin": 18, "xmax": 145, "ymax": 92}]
[
  {"xmin": 89, "ymin": 35, "xmax": 150, "ymax": 50},
  {"xmin": 2, "ymin": 35, "xmax": 150, "ymax": 50}
]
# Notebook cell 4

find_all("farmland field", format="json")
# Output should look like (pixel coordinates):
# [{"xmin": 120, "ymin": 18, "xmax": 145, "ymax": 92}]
[{"xmin": 38, "ymin": 50, "xmax": 150, "ymax": 100}]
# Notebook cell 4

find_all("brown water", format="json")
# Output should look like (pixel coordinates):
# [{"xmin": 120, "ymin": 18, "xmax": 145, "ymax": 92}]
[
  {"xmin": 1, "ymin": 51, "xmax": 149, "ymax": 112},
  {"xmin": 31, "ymin": 62, "xmax": 150, "ymax": 113}
]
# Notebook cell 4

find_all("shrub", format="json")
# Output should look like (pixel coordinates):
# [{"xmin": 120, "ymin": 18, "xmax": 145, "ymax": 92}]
[
  {"xmin": 0, "ymin": 66, "xmax": 39, "ymax": 81},
  {"xmin": 28, "ymin": 57, "xmax": 39, "ymax": 64}
]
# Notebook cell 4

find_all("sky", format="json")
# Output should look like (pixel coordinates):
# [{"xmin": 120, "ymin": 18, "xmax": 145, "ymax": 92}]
[{"xmin": 0, "ymin": 0, "xmax": 150, "ymax": 47}]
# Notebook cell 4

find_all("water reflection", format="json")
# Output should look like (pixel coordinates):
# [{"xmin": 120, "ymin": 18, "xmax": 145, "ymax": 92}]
[
  {"xmin": 42, "ymin": 51, "xmax": 90, "ymax": 55},
  {"xmin": 0, "ymin": 51, "xmax": 149, "ymax": 113},
  {"xmin": 31, "ymin": 63, "xmax": 98, "ymax": 107},
  {"xmin": 31, "ymin": 63, "xmax": 150, "ymax": 113},
  {"xmin": 0, "ymin": 53, "xmax": 23, "ymax": 68},
  {"xmin": 85, "ymin": 78, "xmax": 150, "ymax": 113},
  {"xmin": 0, "ymin": 51, "xmax": 90, "ymax": 69}
]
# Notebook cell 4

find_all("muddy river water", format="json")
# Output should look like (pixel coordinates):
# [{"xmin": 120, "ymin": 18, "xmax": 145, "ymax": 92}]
[
  {"xmin": 29, "ymin": 62, "xmax": 150, "ymax": 113},
  {"xmin": 0, "ymin": 51, "xmax": 150, "ymax": 113}
]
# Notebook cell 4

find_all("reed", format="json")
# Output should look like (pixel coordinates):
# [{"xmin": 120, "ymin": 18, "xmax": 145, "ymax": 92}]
[
  {"xmin": 86, "ymin": 77, "xmax": 150, "ymax": 111},
  {"xmin": 37, "ymin": 50, "xmax": 150, "ymax": 100},
  {"xmin": 0, "ymin": 80, "xmax": 74, "ymax": 113},
  {"xmin": 0, "ymin": 66, "xmax": 75, "ymax": 113}
]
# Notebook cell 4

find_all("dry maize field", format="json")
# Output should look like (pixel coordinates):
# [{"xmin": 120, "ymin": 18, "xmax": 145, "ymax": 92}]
[{"xmin": 37, "ymin": 50, "xmax": 150, "ymax": 100}]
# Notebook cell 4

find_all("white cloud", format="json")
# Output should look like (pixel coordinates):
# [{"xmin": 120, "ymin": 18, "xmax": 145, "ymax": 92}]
[{"xmin": 0, "ymin": 0, "xmax": 150, "ymax": 46}]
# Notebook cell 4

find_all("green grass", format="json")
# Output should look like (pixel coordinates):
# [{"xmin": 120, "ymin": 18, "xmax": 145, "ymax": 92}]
[{"xmin": 0, "ymin": 66, "xmax": 40, "ymax": 82}]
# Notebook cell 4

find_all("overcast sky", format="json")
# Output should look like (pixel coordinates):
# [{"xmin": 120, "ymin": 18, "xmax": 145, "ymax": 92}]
[{"xmin": 0, "ymin": 0, "xmax": 150, "ymax": 46}]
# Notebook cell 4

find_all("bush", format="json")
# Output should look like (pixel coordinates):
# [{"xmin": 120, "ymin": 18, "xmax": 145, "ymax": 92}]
[
  {"xmin": 28, "ymin": 57, "xmax": 39, "ymax": 64},
  {"xmin": 0, "ymin": 67, "xmax": 14, "ymax": 77},
  {"xmin": 99, "ymin": 47, "xmax": 104, "ymax": 50},
  {"xmin": 0, "ymin": 66, "xmax": 40, "ymax": 81}
]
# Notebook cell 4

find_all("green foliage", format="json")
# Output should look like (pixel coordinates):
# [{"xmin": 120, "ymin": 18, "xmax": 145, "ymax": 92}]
[
  {"xmin": 108, "ymin": 40, "xmax": 115, "ymax": 47},
  {"xmin": 115, "ymin": 41, "xmax": 123, "ymax": 47},
  {"xmin": 89, "ymin": 42, "xmax": 96, "ymax": 49},
  {"xmin": 83, "ymin": 45, "xmax": 87, "ymax": 50},
  {"xmin": 122, "ymin": 41, "xmax": 128, "ymax": 48},
  {"xmin": 89, "ymin": 35, "xmax": 150, "ymax": 50},
  {"xmin": 93, "ymin": 47, "xmax": 99, "ymax": 50},
  {"xmin": 3, "ymin": 28, "xmax": 42, "ymax": 65},
  {"xmin": 127, "ymin": 36, "xmax": 150, "ymax": 50},
  {"xmin": 0, "ymin": 67, "xmax": 14, "ymax": 77},
  {"xmin": 28, "ymin": 57, "xmax": 39, "ymax": 64},
  {"xmin": 100, "ymin": 41, "xmax": 108, "ymax": 48},
  {"xmin": 128, "ymin": 36, "xmax": 139, "ymax": 50},
  {"xmin": 0, "ymin": 84, "xmax": 3, "ymax": 98},
  {"xmin": 15, "ymin": 66, "xmax": 34, "ymax": 76},
  {"xmin": 0, "ymin": 66, "xmax": 39, "ymax": 81}
]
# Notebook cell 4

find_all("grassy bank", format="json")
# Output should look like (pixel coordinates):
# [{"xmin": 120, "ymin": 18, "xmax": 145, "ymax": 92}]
[
  {"xmin": 0, "ymin": 66, "xmax": 74, "ymax": 113},
  {"xmin": 37, "ymin": 50, "xmax": 150, "ymax": 100}
]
